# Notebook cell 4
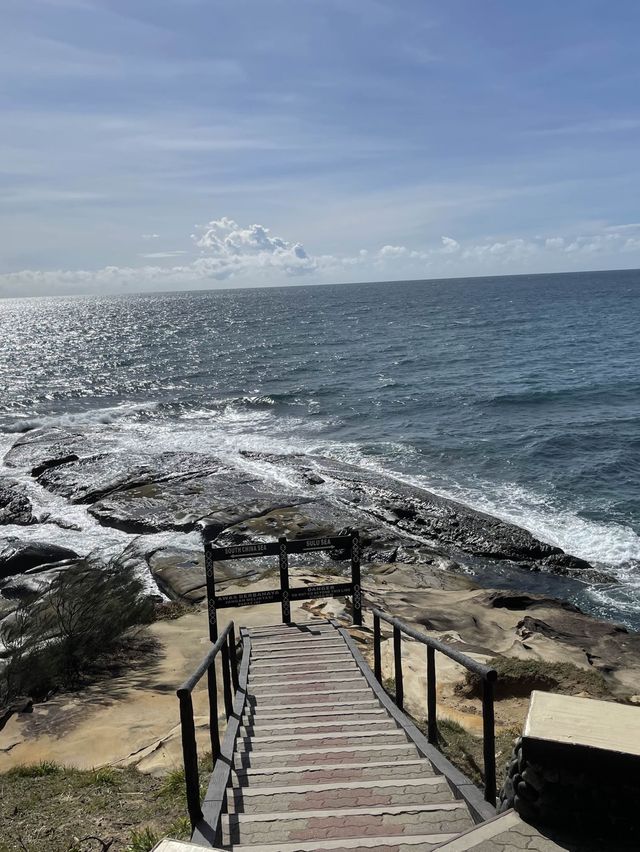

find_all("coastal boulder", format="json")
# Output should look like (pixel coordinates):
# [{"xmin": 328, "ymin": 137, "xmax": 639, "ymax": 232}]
[
  {"xmin": 0, "ymin": 481, "xmax": 35, "ymax": 526},
  {"xmin": 145, "ymin": 545, "xmax": 268, "ymax": 603},
  {"xmin": 0, "ymin": 538, "xmax": 79, "ymax": 580}
]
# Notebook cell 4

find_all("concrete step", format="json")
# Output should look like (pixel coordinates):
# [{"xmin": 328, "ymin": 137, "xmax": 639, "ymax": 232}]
[
  {"xmin": 247, "ymin": 687, "xmax": 372, "ymax": 707},
  {"xmin": 228, "ymin": 776, "xmax": 455, "ymax": 814},
  {"xmin": 227, "ymin": 834, "xmax": 457, "ymax": 852},
  {"xmin": 222, "ymin": 802, "xmax": 474, "ymax": 846},
  {"xmin": 243, "ymin": 707, "xmax": 387, "ymax": 727},
  {"xmin": 248, "ymin": 676, "xmax": 367, "ymax": 694},
  {"xmin": 238, "ymin": 729, "xmax": 408, "ymax": 754},
  {"xmin": 251, "ymin": 637, "xmax": 346, "ymax": 650},
  {"xmin": 249, "ymin": 663, "xmax": 358, "ymax": 682},
  {"xmin": 432, "ymin": 810, "xmax": 569, "ymax": 851},
  {"xmin": 234, "ymin": 741, "xmax": 421, "ymax": 770},
  {"xmin": 251, "ymin": 653, "xmax": 351, "ymax": 667},
  {"xmin": 232, "ymin": 758, "xmax": 438, "ymax": 788},
  {"xmin": 244, "ymin": 698, "xmax": 382, "ymax": 716},
  {"xmin": 240, "ymin": 718, "xmax": 397, "ymax": 738},
  {"xmin": 251, "ymin": 649, "xmax": 353, "ymax": 664},
  {"xmin": 248, "ymin": 621, "xmax": 332, "ymax": 634}
]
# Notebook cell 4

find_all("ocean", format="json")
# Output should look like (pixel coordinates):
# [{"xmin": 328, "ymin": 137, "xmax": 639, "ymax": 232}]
[{"xmin": 1, "ymin": 269, "xmax": 639, "ymax": 626}]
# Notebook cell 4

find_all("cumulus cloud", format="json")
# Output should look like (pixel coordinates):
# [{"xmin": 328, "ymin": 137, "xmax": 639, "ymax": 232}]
[
  {"xmin": 2, "ymin": 217, "xmax": 640, "ymax": 298},
  {"xmin": 192, "ymin": 217, "xmax": 315, "ymax": 276}
]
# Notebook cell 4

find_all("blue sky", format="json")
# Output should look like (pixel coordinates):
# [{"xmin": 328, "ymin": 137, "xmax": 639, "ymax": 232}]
[{"xmin": 2, "ymin": 0, "xmax": 640, "ymax": 295}]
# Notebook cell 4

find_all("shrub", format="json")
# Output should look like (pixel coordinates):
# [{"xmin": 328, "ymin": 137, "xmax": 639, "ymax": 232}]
[{"xmin": 0, "ymin": 557, "xmax": 154, "ymax": 706}]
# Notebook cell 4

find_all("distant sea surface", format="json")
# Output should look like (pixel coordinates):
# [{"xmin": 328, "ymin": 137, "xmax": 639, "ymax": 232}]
[{"xmin": 1, "ymin": 269, "xmax": 639, "ymax": 625}]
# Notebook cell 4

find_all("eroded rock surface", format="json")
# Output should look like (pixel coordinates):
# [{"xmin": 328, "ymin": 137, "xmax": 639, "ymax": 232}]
[
  {"xmin": 36, "ymin": 450, "xmax": 226, "ymax": 504},
  {"xmin": 87, "ymin": 472, "xmax": 309, "ymax": 535},
  {"xmin": 0, "ymin": 481, "xmax": 34, "ymax": 526},
  {"xmin": 240, "ymin": 451, "xmax": 598, "ymax": 577}
]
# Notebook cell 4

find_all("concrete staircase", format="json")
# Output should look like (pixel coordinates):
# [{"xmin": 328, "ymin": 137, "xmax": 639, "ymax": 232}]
[
  {"xmin": 161, "ymin": 620, "xmax": 572, "ymax": 852},
  {"xmin": 219, "ymin": 621, "xmax": 475, "ymax": 852}
]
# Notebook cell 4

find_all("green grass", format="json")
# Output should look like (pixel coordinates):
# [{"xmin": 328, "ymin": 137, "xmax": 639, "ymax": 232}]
[
  {"xmin": 125, "ymin": 827, "xmax": 161, "ymax": 852},
  {"xmin": 6, "ymin": 761, "xmax": 63, "ymax": 778},
  {"xmin": 160, "ymin": 767, "xmax": 186, "ymax": 798}
]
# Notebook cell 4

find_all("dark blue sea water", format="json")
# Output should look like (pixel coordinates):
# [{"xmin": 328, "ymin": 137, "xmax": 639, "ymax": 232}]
[{"xmin": 1, "ymin": 269, "xmax": 639, "ymax": 623}]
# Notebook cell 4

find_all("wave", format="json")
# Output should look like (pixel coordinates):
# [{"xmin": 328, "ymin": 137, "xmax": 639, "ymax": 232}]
[{"xmin": 2, "ymin": 401, "xmax": 163, "ymax": 433}]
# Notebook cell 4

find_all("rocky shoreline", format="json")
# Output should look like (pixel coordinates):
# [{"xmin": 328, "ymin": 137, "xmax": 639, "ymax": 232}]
[
  {"xmin": 1, "ymin": 424, "xmax": 639, "ymax": 774},
  {"xmin": 0, "ymin": 423, "xmax": 628, "ymax": 631}
]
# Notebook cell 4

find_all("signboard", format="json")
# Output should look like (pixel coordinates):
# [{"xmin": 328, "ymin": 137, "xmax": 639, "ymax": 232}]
[
  {"xmin": 216, "ymin": 589, "xmax": 282, "ymax": 608},
  {"xmin": 207, "ymin": 541, "xmax": 280, "ymax": 560},
  {"xmin": 289, "ymin": 582, "xmax": 353, "ymax": 602},
  {"xmin": 287, "ymin": 535, "xmax": 351, "ymax": 554},
  {"xmin": 203, "ymin": 530, "xmax": 362, "ymax": 639}
]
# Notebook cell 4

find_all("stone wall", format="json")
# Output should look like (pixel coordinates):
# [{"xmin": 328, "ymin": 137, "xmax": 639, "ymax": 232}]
[{"xmin": 498, "ymin": 735, "xmax": 638, "ymax": 842}]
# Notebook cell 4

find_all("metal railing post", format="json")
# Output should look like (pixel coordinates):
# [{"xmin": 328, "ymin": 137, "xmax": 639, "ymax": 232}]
[
  {"xmin": 177, "ymin": 689, "xmax": 202, "ymax": 830},
  {"xmin": 206, "ymin": 659, "xmax": 221, "ymax": 761},
  {"xmin": 373, "ymin": 612, "xmax": 381, "ymax": 682},
  {"xmin": 221, "ymin": 641, "xmax": 234, "ymax": 719},
  {"xmin": 482, "ymin": 678, "xmax": 497, "ymax": 805},
  {"xmin": 228, "ymin": 622, "xmax": 239, "ymax": 693},
  {"xmin": 393, "ymin": 624, "xmax": 403, "ymax": 710},
  {"xmin": 351, "ymin": 529, "xmax": 362, "ymax": 626},
  {"xmin": 426, "ymin": 646, "xmax": 437, "ymax": 744},
  {"xmin": 279, "ymin": 536, "xmax": 291, "ymax": 624}
]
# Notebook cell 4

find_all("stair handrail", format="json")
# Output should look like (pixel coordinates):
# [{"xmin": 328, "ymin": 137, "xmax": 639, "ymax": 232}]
[
  {"xmin": 176, "ymin": 620, "xmax": 238, "ymax": 831},
  {"xmin": 368, "ymin": 605, "xmax": 498, "ymax": 805}
]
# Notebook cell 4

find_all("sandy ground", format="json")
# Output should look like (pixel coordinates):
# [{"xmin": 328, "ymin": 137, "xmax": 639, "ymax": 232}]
[{"xmin": 2, "ymin": 564, "xmax": 639, "ymax": 776}]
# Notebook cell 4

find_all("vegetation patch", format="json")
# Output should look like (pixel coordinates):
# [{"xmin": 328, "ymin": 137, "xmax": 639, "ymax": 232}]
[
  {"xmin": 418, "ymin": 717, "xmax": 520, "ymax": 789},
  {"xmin": 458, "ymin": 656, "xmax": 613, "ymax": 701},
  {"xmin": 0, "ymin": 558, "xmax": 155, "ymax": 709},
  {"xmin": 0, "ymin": 759, "xmax": 207, "ymax": 852}
]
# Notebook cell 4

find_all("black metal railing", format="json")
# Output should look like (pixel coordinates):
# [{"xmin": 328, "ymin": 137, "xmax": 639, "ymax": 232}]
[
  {"xmin": 176, "ymin": 621, "xmax": 239, "ymax": 830},
  {"xmin": 370, "ymin": 606, "xmax": 498, "ymax": 805}
]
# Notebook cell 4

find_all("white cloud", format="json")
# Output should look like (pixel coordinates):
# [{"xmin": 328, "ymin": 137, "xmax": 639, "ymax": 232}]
[
  {"xmin": 440, "ymin": 236, "xmax": 460, "ymax": 254},
  {"xmin": 140, "ymin": 251, "xmax": 188, "ymax": 259},
  {"xmin": 2, "ymin": 216, "xmax": 640, "ymax": 298},
  {"xmin": 192, "ymin": 217, "xmax": 316, "ymax": 276}
]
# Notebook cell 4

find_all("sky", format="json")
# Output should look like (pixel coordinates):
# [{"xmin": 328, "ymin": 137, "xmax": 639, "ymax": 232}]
[{"xmin": 1, "ymin": 0, "xmax": 640, "ymax": 296}]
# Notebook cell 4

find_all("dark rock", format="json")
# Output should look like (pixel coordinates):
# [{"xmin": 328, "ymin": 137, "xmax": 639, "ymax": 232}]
[
  {"xmin": 304, "ymin": 473, "xmax": 325, "ymax": 485},
  {"xmin": 238, "ymin": 451, "xmax": 597, "ymax": 575},
  {"xmin": 522, "ymin": 765, "xmax": 544, "ymax": 793},
  {"xmin": 0, "ymin": 481, "xmax": 35, "ymax": 526},
  {"xmin": 36, "ymin": 450, "xmax": 226, "ymax": 504},
  {"xmin": 0, "ymin": 538, "xmax": 79, "ymax": 579},
  {"xmin": 486, "ymin": 591, "xmax": 580, "ymax": 612},
  {"xmin": 539, "ymin": 552, "xmax": 616, "ymax": 583},
  {"xmin": 0, "ymin": 696, "xmax": 33, "ymax": 732},
  {"xmin": 3, "ymin": 427, "xmax": 101, "ymax": 473},
  {"xmin": 87, "ymin": 472, "xmax": 309, "ymax": 535}
]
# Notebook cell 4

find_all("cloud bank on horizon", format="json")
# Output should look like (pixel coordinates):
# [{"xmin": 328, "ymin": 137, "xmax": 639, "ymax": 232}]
[
  {"xmin": 1, "ymin": 1, "xmax": 640, "ymax": 297},
  {"xmin": 3, "ymin": 216, "xmax": 640, "ymax": 297}
]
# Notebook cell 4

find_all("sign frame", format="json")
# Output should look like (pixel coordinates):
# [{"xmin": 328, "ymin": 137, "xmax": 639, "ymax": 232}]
[{"xmin": 203, "ymin": 530, "xmax": 362, "ymax": 639}]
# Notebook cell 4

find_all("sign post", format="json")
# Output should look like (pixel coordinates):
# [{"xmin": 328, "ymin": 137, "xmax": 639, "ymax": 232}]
[{"xmin": 203, "ymin": 531, "xmax": 362, "ymax": 632}]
